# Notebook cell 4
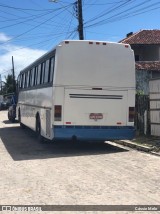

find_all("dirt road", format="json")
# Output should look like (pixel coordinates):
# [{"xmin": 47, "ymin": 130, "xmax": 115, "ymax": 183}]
[{"xmin": 0, "ymin": 110, "xmax": 160, "ymax": 213}]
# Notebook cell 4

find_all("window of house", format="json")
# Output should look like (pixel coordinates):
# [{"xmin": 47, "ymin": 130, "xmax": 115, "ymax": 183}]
[{"xmin": 135, "ymin": 55, "xmax": 140, "ymax": 61}]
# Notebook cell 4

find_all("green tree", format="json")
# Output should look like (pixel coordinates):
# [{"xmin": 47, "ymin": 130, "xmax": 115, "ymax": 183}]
[{"xmin": 3, "ymin": 74, "xmax": 16, "ymax": 94}]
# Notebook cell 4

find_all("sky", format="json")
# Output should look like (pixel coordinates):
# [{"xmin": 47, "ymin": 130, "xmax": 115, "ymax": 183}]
[{"xmin": 0, "ymin": 0, "xmax": 160, "ymax": 80}]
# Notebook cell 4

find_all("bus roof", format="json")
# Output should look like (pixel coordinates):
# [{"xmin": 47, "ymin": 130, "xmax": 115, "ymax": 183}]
[{"xmin": 18, "ymin": 40, "xmax": 130, "ymax": 75}]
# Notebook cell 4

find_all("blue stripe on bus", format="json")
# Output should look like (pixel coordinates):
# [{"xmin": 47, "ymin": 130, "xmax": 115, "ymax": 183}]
[{"xmin": 53, "ymin": 125, "xmax": 135, "ymax": 141}]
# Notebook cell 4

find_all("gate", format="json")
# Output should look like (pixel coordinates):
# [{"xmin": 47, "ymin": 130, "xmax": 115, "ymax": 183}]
[{"xmin": 135, "ymin": 94, "xmax": 150, "ymax": 135}]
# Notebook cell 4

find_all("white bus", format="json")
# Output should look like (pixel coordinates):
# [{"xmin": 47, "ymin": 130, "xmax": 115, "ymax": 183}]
[{"xmin": 17, "ymin": 40, "xmax": 135, "ymax": 142}]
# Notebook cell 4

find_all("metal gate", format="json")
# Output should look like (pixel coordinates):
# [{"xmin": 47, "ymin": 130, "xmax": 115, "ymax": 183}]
[
  {"xmin": 135, "ymin": 94, "xmax": 150, "ymax": 135},
  {"xmin": 149, "ymin": 78, "xmax": 160, "ymax": 137}
]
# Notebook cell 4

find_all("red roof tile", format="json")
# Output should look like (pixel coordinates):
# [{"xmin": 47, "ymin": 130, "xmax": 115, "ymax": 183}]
[
  {"xmin": 136, "ymin": 61, "xmax": 160, "ymax": 71},
  {"xmin": 120, "ymin": 30, "xmax": 160, "ymax": 44}
]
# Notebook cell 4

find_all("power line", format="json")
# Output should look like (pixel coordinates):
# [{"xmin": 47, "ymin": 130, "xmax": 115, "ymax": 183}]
[
  {"xmin": 0, "ymin": 3, "xmax": 54, "ymax": 11},
  {"xmin": 0, "ymin": 11, "xmax": 54, "ymax": 30},
  {"xmin": 0, "ymin": 0, "xmax": 159, "ymax": 52},
  {"xmin": 84, "ymin": 0, "xmax": 159, "ymax": 28},
  {"xmin": 0, "ymin": 4, "xmax": 74, "ymax": 46},
  {"xmin": 84, "ymin": 0, "xmax": 135, "ymax": 26}
]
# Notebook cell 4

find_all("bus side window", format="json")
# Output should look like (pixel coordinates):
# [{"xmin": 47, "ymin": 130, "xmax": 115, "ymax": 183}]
[
  {"xmin": 26, "ymin": 71, "xmax": 30, "ymax": 88},
  {"xmin": 28, "ymin": 69, "xmax": 32, "ymax": 87},
  {"xmin": 22, "ymin": 73, "xmax": 25, "ymax": 89},
  {"xmin": 41, "ymin": 62, "xmax": 45, "ymax": 84},
  {"xmin": 31, "ymin": 68, "xmax": 35, "ymax": 87},
  {"xmin": 37, "ymin": 64, "xmax": 42, "ymax": 85},
  {"xmin": 20, "ymin": 74, "xmax": 23, "ymax": 88},
  {"xmin": 24, "ymin": 71, "xmax": 28, "ymax": 88},
  {"xmin": 49, "ymin": 57, "xmax": 55, "ymax": 82},
  {"xmin": 34, "ymin": 66, "xmax": 38, "ymax": 86},
  {"xmin": 19, "ymin": 75, "xmax": 22, "ymax": 89},
  {"xmin": 44, "ymin": 60, "xmax": 50, "ymax": 83},
  {"xmin": 17, "ymin": 76, "xmax": 20, "ymax": 89}
]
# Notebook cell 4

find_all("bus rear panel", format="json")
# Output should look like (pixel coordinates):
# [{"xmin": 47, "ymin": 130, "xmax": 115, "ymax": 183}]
[{"xmin": 52, "ymin": 40, "xmax": 135, "ymax": 141}]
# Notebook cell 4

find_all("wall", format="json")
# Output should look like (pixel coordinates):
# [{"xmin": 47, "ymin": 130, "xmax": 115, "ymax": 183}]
[
  {"xmin": 136, "ymin": 70, "xmax": 151, "ymax": 95},
  {"xmin": 136, "ymin": 70, "xmax": 160, "ymax": 95}
]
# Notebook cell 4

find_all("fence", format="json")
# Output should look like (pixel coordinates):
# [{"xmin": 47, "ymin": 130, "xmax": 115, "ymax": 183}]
[{"xmin": 135, "ymin": 94, "xmax": 150, "ymax": 135}]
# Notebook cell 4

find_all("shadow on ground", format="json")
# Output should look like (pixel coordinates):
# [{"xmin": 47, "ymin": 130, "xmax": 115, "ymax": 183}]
[
  {"xmin": 3, "ymin": 120, "xmax": 19, "ymax": 124},
  {"xmin": 0, "ymin": 125, "xmax": 129, "ymax": 161}
]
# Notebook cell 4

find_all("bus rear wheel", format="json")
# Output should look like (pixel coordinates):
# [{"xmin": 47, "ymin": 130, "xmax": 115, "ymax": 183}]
[
  {"xmin": 18, "ymin": 109, "xmax": 25, "ymax": 129},
  {"xmin": 36, "ymin": 116, "xmax": 44, "ymax": 143}
]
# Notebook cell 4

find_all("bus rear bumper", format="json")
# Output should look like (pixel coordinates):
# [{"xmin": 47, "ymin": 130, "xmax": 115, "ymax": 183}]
[{"xmin": 53, "ymin": 126, "xmax": 135, "ymax": 141}]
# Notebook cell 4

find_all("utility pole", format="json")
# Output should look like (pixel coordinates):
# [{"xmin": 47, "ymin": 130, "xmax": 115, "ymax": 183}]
[
  {"xmin": 77, "ymin": 0, "xmax": 84, "ymax": 40},
  {"xmin": 49, "ymin": 0, "xmax": 84, "ymax": 40},
  {"xmin": 12, "ymin": 56, "xmax": 16, "ymax": 93}
]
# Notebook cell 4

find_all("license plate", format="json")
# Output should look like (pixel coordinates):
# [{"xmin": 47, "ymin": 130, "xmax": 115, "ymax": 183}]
[{"xmin": 89, "ymin": 113, "xmax": 103, "ymax": 121}]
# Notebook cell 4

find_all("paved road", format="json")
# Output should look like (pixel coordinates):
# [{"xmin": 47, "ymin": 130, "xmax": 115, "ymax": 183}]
[{"xmin": 0, "ymin": 110, "xmax": 160, "ymax": 213}]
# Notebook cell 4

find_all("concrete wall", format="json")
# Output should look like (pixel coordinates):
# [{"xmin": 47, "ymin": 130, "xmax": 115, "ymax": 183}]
[
  {"xmin": 136, "ymin": 70, "xmax": 151, "ymax": 95},
  {"xmin": 136, "ymin": 70, "xmax": 160, "ymax": 95}
]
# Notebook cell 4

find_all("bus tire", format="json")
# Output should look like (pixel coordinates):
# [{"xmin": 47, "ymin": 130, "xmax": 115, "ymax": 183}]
[
  {"xmin": 8, "ymin": 111, "xmax": 15, "ymax": 123},
  {"xmin": 36, "ymin": 116, "xmax": 44, "ymax": 143},
  {"xmin": 8, "ymin": 111, "xmax": 11, "ymax": 121},
  {"xmin": 11, "ymin": 118, "xmax": 15, "ymax": 123},
  {"xmin": 18, "ymin": 109, "xmax": 25, "ymax": 129}
]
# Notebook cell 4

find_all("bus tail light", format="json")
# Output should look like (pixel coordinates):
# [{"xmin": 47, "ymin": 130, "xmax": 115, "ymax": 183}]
[
  {"xmin": 129, "ymin": 107, "xmax": 135, "ymax": 122},
  {"xmin": 117, "ymin": 122, "xmax": 122, "ymax": 125},
  {"xmin": 54, "ymin": 105, "xmax": 62, "ymax": 121}
]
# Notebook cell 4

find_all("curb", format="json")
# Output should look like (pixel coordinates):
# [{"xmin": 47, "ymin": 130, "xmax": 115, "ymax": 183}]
[
  {"xmin": 115, "ymin": 140, "xmax": 160, "ymax": 157},
  {"xmin": 150, "ymin": 151, "xmax": 160, "ymax": 157}
]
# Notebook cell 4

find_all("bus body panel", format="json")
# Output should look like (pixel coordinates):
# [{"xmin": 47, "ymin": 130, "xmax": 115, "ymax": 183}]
[
  {"xmin": 54, "ymin": 126, "xmax": 135, "ymax": 141},
  {"xmin": 55, "ymin": 41, "xmax": 135, "ymax": 89},
  {"xmin": 53, "ymin": 88, "xmax": 135, "ymax": 141},
  {"xmin": 63, "ymin": 88, "xmax": 128, "ymax": 126},
  {"xmin": 18, "ymin": 86, "xmax": 53, "ymax": 140}
]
